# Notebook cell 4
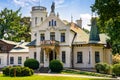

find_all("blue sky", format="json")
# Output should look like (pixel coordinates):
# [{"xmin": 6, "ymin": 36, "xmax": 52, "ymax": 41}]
[{"xmin": 0, "ymin": 0, "xmax": 95, "ymax": 30}]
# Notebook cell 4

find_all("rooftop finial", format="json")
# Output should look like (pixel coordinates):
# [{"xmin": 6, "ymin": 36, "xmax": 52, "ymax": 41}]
[
  {"xmin": 51, "ymin": 2, "xmax": 55, "ymax": 13},
  {"xmin": 71, "ymin": 14, "xmax": 73, "ymax": 22},
  {"xmin": 39, "ymin": 0, "xmax": 40, "ymax": 6}
]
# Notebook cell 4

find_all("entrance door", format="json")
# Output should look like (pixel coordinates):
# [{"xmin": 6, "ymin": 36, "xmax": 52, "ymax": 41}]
[{"xmin": 49, "ymin": 51, "xmax": 53, "ymax": 62}]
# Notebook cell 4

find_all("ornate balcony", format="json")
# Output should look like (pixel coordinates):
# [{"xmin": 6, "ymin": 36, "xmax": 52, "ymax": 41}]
[{"xmin": 40, "ymin": 40, "xmax": 59, "ymax": 46}]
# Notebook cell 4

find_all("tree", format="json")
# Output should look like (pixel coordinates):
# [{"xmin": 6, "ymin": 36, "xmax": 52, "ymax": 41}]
[
  {"xmin": 0, "ymin": 8, "xmax": 31, "ymax": 42},
  {"xmin": 91, "ymin": 0, "xmax": 120, "ymax": 54}
]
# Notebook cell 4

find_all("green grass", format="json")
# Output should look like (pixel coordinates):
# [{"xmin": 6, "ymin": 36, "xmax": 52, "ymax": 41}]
[
  {"xmin": 0, "ymin": 74, "xmax": 108, "ymax": 80},
  {"xmin": 62, "ymin": 69, "xmax": 112, "ymax": 78}
]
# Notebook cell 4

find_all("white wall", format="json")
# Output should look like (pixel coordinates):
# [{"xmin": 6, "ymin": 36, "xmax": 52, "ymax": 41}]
[
  {"xmin": 0, "ymin": 53, "xmax": 7, "ymax": 68},
  {"xmin": 9, "ymin": 52, "xmax": 29, "ymax": 66}
]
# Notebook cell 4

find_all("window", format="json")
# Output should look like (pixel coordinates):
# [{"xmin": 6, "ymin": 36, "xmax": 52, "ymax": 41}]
[
  {"xmin": 34, "ymin": 52, "xmax": 37, "ymax": 59},
  {"xmin": 62, "ymin": 51, "xmax": 66, "ymax": 63},
  {"xmin": 41, "ymin": 17, "xmax": 43, "ymax": 21},
  {"xmin": 40, "ymin": 34, "xmax": 45, "ymax": 41},
  {"xmin": 54, "ymin": 21, "xmax": 56, "ymax": 26},
  {"xmin": 18, "ymin": 57, "xmax": 22, "ymax": 64},
  {"xmin": 49, "ymin": 21, "xmax": 51, "ymax": 26},
  {"xmin": 34, "ymin": 33, "xmax": 37, "ymax": 37},
  {"xmin": 35, "ymin": 17, "xmax": 37, "ymax": 24},
  {"xmin": 10, "ymin": 57, "xmax": 14, "ymax": 64},
  {"xmin": 50, "ymin": 32, "xmax": 55, "ymax": 40},
  {"xmin": 77, "ymin": 52, "xmax": 83, "ymax": 63},
  {"xmin": 0, "ymin": 58, "xmax": 1, "ymax": 64},
  {"xmin": 95, "ymin": 51, "xmax": 100, "ymax": 63},
  {"xmin": 49, "ymin": 20, "xmax": 56, "ymax": 26},
  {"xmin": 61, "ymin": 33, "xmax": 65, "ymax": 42},
  {"xmin": 52, "ymin": 19, "xmax": 54, "ymax": 26}
]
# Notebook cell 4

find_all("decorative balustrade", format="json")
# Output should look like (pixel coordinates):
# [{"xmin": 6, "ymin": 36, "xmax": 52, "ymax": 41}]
[
  {"xmin": 32, "ymin": 6, "xmax": 46, "ymax": 11},
  {"xmin": 40, "ymin": 40, "xmax": 59, "ymax": 46}
]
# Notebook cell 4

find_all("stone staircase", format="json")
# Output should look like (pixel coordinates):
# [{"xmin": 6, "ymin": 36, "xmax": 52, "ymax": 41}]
[{"xmin": 39, "ymin": 67, "xmax": 49, "ymax": 73}]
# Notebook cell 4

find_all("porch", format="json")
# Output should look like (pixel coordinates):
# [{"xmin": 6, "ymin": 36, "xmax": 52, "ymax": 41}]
[{"xmin": 40, "ymin": 40, "xmax": 60, "ymax": 67}]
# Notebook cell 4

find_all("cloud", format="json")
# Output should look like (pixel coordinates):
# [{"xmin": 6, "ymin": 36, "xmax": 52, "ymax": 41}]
[
  {"xmin": 13, "ymin": 0, "xmax": 39, "ymax": 7},
  {"xmin": 80, "ymin": 13, "xmax": 91, "ymax": 31},
  {"xmin": 54, "ymin": 0, "xmax": 65, "ymax": 8}
]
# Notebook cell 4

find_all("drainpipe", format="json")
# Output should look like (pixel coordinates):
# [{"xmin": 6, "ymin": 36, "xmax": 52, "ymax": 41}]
[{"xmin": 71, "ymin": 33, "xmax": 77, "ymax": 68}]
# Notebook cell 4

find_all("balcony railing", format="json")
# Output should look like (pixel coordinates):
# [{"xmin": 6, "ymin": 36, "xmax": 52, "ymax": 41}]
[{"xmin": 40, "ymin": 40, "xmax": 59, "ymax": 46}]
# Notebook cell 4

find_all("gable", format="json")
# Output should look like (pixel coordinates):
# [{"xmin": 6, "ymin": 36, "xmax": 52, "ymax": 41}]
[{"xmin": 33, "ymin": 14, "xmax": 69, "ymax": 31}]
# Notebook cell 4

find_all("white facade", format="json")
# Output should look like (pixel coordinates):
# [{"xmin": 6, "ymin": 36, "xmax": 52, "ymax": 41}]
[
  {"xmin": 0, "ymin": 40, "xmax": 29, "ymax": 68},
  {"xmin": 28, "ymin": 4, "xmax": 112, "ymax": 68}
]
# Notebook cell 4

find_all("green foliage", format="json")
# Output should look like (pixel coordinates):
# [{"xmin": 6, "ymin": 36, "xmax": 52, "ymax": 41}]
[
  {"xmin": 49, "ymin": 60, "xmax": 63, "ymax": 73},
  {"xmin": 95, "ymin": 63, "xmax": 111, "ymax": 74},
  {"xmin": 106, "ymin": 18, "xmax": 120, "ymax": 54},
  {"xmin": 0, "ymin": 8, "xmax": 31, "ymax": 42},
  {"xmin": 112, "ymin": 63, "xmax": 120, "ymax": 76},
  {"xmin": 91, "ymin": 0, "xmax": 120, "ymax": 54},
  {"xmin": 24, "ymin": 58, "xmax": 39, "ymax": 70},
  {"xmin": 62, "ymin": 69, "xmax": 112, "ymax": 78},
  {"xmin": 21, "ymin": 67, "xmax": 33, "ymax": 76},
  {"xmin": 2, "ymin": 66, "xmax": 11, "ymax": 76},
  {"xmin": 0, "ymin": 74, "xmax": 109, "ymax": 80},
  {"xmin": 2, "ymin": 66, "xmax": 33, "ymax": 77}
]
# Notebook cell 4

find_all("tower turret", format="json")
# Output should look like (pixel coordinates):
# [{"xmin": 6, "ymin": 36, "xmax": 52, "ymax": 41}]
[
  {"xmin": 31, "ymin": 6, "xmax": 48, "ymax": 27},
  {"xmin": 89, "ymin": 17, "xmax": 100, "ymax": 43}
]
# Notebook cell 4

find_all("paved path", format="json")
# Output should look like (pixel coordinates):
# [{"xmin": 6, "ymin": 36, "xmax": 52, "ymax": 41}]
[{"xmin": 35, "ymin": 73, "xmax": 116, "ymax": 80}]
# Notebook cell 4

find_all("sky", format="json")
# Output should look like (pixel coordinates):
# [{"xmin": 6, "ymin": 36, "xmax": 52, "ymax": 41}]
[{"xmin": 0, "ymin": 0, "xmax": 95, "ymax": 30}]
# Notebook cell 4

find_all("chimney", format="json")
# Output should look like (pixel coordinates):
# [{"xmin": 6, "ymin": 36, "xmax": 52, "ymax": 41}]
[{"xmin": 76, "ymin": 18, "xmax": 82, "ymax": 28}]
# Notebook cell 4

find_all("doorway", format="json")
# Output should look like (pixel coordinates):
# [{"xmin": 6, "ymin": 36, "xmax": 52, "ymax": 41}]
[{"xmin": 49, "ymin": 50, "xmax": 57, "ymax": 62}]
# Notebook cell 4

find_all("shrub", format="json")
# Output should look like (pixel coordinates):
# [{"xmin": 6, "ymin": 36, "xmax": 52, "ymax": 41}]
[
  {"xmin": 21, "ymin": 67, "xmax": 33, "ymax": 76},
  {"xmin": 112, "ymin": 54, "xmax": 120, "ymax": 64},
  {"xmin": 95, "ymin": 63, "xmax": 111, "ymax": 74},
  {"xmin": 2, "ymin": 66, "xmax": 11, "ymax": 76},
  {"xmin": 24, "ymin": 58, "xmax": 39, "ymax": 70},
  {"xmin": 112, "ymin": 63, "xmax": 120, "ymax": 76},
  {"xmin": 49, "ymin": 60, "xmax": 63, "ymax": 73},
  {"xmin": 2, "ymin": 66, "xmax": 34, "ymax": 77}
]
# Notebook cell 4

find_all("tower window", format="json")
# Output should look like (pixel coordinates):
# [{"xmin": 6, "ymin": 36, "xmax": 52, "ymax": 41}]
[{"xmin": 35, "ymin": 17, "xmax": 37, "ymax": 24}]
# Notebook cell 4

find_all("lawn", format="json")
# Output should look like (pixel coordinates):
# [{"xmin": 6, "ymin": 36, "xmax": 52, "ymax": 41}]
[{"xmin": 0, "ymin": 74, "xmax": 109, "ymax": 80}]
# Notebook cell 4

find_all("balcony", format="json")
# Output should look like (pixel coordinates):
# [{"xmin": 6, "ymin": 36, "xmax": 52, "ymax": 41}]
[{"xmin": 40, "ymin": 40, "xmax": 59, "ymax": 46}]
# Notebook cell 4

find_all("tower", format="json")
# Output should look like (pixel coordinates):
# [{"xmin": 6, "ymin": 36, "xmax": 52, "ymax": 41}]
[
  {"xmin": 31, "ymin": 6, "xmax": 48, "ymax": 27},
  {"xmin": 89, "ymin": 17, "xmax": 100, "ymax": 43}
]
